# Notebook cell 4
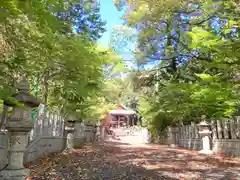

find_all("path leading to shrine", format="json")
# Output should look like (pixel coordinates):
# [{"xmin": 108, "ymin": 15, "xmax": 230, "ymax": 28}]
[{"xmin": 27, "ymin": 140, "xmax": 240, "ymax": 180}]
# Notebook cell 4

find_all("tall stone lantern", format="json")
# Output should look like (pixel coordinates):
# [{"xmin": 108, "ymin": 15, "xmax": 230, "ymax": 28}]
[
  {"xmin": 85, "ymin": 121, "xmax": 94, "ymax": 143},
  {"xmin": 198, "ymin": 119, "xmax": 213, "ymax": 154},
  {"xmin": 168, "ymin": 126, "xmax": 179, "ymax": 148},
  {"xmin": 64, "ymin": 115, "xmax": 76, "ymax": 150},
  {"xmin": 0, "ymin": 78, "xmax": 40, "ymax": 180}
]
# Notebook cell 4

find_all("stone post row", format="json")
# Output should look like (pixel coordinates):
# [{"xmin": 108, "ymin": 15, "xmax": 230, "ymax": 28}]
[{"xmin": 168, "ymin": 117, "xmax": 214, "ymax": 155}]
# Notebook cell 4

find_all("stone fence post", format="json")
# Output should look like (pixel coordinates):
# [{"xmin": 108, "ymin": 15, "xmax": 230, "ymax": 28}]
[
  {"xmin": 85, "ymin": 122, "xmax": 94, "ymax": 143},
  {"xmin": 95, "ymin": 121, "xmax": 100, "ymax": 141},
  {"xmin": 198, "ymin": 120, "xmax": 213, "ymax": 154},
  {"xmin": 168, "ymin": 126, "xmax": 179, "ymax": 148},
  {"xmin": 0, "ymin": 78, "xmax": 40, "ymax": 180},
  {"xmin": 100, "ymin": 125, "xmax": 106, "ymax": 141},
  {"xmin": 211, "ymin": 120, "xmax": 217, "ymax": 139}
]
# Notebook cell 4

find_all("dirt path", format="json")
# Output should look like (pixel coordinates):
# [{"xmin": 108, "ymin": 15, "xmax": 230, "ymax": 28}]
[{"xmin": 27, "ymin": 140, "xmax": 240, "ymax": 180}]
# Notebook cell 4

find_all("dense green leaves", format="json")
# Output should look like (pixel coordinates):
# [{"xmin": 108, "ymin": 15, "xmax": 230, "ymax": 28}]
[
  {"xmin": 0, "ymin": 0, "xmax": 123, "ymax": 120},
  {"xmin": 113, "ymin": 0, "xmax": 240, "ymax": 131}
]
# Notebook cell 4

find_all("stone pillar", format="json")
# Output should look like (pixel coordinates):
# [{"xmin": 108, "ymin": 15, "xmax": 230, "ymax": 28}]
[
  {"xmin": 92, "ymin": 123, "xmax": 97, "ymax": 141},
  {"xmin": 95, "ymin": 121, "xmax": 100, "ymax": 141},
  {"xmin": 179, "ymin": 126, "xmax": 182, "ymax": 139},
  {"xmin": 191, "ymin": 122, "xmax": 195, "ymax": 139},
  {"xmin": 198, "ymin": 120, "xmax": 213, "ymax": 154},
  {"xmin": 237, "ymin": 116, "xmax": 240, "ymax": 138},
  {"xmin": 217, "ymin": 120, "xmax": 223, "ymax": 139},
  {"xmin": 60, "ymin": 117, "xmax": 65, "ymax": 137},
  {"xmin": 195, "ymin": 123, "xmax": 199, "ymax": 139},
  {"xmin": 230, "ymin": 119, "xmax": 236, "ymax": 139},
  {"xmin": 64, "ymin": 119, "xmax": 75, "ymax": 150},
  {"xmin": 185, "ymin": 126, "xmax": 188, "ymax": 139},
  {"xmin": 223, "ymin": 119, "xmax": 229, "ymax": 139},
  {"xmin": 85, "ymin": 122, "xmax": 94, "ymax": 143},
  {"xmin": 37, "ymin": 104, "xmax": 45, "ymax": 138},
  {"xmin": 43, "ymin": 111, "xmax": 49, "ymax": 136},
  {"xmin": 54, "ymin": 114, "xmax": 59, "ymax": 136},
  {"xmin": 211, "ymin": 120, "xmax": 218, "ymax": 139},
  {"xmin": 80, "ymin": 122, "xmax": 86, "ymax": 140},
  {"xmin": 72, "ymin": 121, "xmax": 85, "ymax": 147},
  {"xmin": 182, "ymin": 126, "xmax": 185, "ymax": 139},
  {"xmin": 0, "ymin": 78, "xmax": 40, "ymax": 180},
  {"xmin": 52, "ymin": 114, "xmax": 58, "ymax": 137},
  {"xmin": 100, "ymin": 125, "xmax": 105, "ymax": 141},
  {"xmin": 181, "ymin": 126, "xmax": 184, "ymax": 139},
  {"xmin": 38, "ymin": 105, "xmax": 45, "ymax": 137},
  {"xmin": 48, "ymin": 113, "xmax": 54, "ymax": 136},
  {"xmin": 184, "ymin": 126, "xmax": 187, "ymax": 139},
  {"xmin": 188, "ymin": 125, "xmax": 192, "ymax": 138},
  {"xmin": 168, "ymin": 126, "xmax": 179, "ymax": 148}
]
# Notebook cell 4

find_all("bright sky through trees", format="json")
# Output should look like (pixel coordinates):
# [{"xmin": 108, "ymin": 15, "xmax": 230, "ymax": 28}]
[{"xmin": 98, "ymin": 0, "xmax": 124, "ymax": 47}]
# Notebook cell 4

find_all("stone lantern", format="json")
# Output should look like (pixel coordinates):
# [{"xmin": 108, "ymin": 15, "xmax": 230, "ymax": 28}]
[
  {"xmin": 198, "ymin": 120, "xmax": 213, "ymax": 154},
  {"xmin": 84, "ymin": 121, "xmax": 94, "ymax": 143},
  {"xmin": 64, "ymin": 115, "xmax": 76, "ymax": 150},
  {"xmin": 0, "ymin": 78, "xmax": 40, "ymax": 180},
  {"xmin": 168, "ymin": 126, "xmax": 179, "ymax": 148},
  {"xmin": 95, "ymin": 121, "xmax": 100, "ymax": 141}
]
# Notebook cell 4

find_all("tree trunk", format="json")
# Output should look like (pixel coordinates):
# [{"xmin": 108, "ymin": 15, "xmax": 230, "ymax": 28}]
[{"xmin": 42, "ymin": 71, "xmax": 49, "ymax": 105}]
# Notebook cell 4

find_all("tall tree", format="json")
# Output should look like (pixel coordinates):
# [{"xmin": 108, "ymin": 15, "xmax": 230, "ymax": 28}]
[
  {"xmin": 57, "ymin": 0, "xmax": 106, "ymax": 40},
  {"xmin": 113, "ymin": 0, "xmax": 240, "ymax": 130},
  {"xmin": 0, "ymin": 0, "xmax": 120, "ymax": 120}
]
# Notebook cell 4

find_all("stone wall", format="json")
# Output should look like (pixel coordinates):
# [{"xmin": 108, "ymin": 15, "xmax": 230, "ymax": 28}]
[
  {"xmin": 23, "ymin": 136, "xmax": 66, "ymax": 164},
  {"xmin": 22, "ymin": 106, "xmax": 66, "ymax": 164},
  {"xmin": 169, "ymin": 117, "xmax": 240, "ymax": 156},
  {"xmin": 0, "ymin": 104, "xmax": 99, "ymax": 169},
  {"xmin": 0, "ymin": 121, "xmax": 97, "ymax": 167},
  {"xmin": 0, "ymin": 79, "xmax": 98, "ymax": 179},
  {"xmin": 179, "ymin": 139, "xmax": 202, "ymax": 150},
  {"xmin": 212, "ymin": 139, "xmax": 240, "ymax": 156},
  {"xmin": 0, "ymin": 134, "xmax": 66, "ymax": 167}
]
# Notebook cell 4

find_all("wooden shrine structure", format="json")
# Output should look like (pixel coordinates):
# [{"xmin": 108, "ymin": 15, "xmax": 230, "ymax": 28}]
[{"xmin": 102, "ymin": 104, "xmax": 138, "ymax": 128}]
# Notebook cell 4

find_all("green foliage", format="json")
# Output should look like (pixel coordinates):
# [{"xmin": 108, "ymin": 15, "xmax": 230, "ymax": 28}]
[
  {"xmin": 113, "ymin": 0, "xmax": 240, "ymax": 130},
  {"xmin": 0, "ymin": 0, "xmax": 124, "ymax": 120}
]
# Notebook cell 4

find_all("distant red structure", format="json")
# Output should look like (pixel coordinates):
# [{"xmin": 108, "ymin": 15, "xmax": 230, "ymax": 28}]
[
  {"xmin": 117, "ymin": 105, "xmax": 125, "ymax": 110},
  {"xmin": 101, "ymin": 104, "xmax": 136, "ymax": 128}
]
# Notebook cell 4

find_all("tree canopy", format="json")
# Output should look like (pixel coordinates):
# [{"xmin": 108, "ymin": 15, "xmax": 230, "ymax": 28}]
[
  {"xmin": 1, "ymin": 0, "xmax": 240, "ymax": 127},
  {"xmin": 0, "ymin": 0, "xmax": 122, "ymax": 120},
  {"xmin": 112, "ymin": 0, "xmax": 240, "ymax": 130}
]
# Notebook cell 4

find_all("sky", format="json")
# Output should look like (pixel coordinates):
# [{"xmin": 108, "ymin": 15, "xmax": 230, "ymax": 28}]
[
  {"xmin": 97, "ymin": 0, "xmax": 124, "ymax": 48},
  {"xmin": 97, "ymin": 0, "xmax": 155, "ymax": 70},
  {"xmin": 97, "ymin": 0, "xmax": 153, "ymax": 70}
]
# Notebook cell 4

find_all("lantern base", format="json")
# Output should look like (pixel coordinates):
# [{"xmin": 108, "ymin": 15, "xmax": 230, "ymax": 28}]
[
  {"xmin": 0, "ymin": 168, "xmax": 30, "ymax": 180},
  {"xmin": 169, "ymin": 144, "xmax": 179, "ymax": 148},
  {"xmin": 199, "ymin": 149, "xmax": 213, "ymax": 155}
]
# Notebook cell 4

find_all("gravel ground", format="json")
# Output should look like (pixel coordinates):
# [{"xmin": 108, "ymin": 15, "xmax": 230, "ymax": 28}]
[{"xmin": 26, "ymin": 140, "xmax": 240, "ymax": 180}]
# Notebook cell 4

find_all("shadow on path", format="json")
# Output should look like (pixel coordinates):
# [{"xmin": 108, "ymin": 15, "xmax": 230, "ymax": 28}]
[{"xmin": 27, "ymin": 140, "xmax": 240, "ymax": 180}]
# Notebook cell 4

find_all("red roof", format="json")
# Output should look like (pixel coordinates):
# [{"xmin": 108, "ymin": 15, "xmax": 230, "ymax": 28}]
[{"xmin": 117, "ymin": 104, "xmax": 128, "ymax": 110}]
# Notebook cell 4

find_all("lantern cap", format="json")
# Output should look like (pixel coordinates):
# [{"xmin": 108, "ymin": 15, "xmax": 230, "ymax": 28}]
[{"xmin": 4, "ymin": 78, "xmax": 40, "ymax": 107}]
